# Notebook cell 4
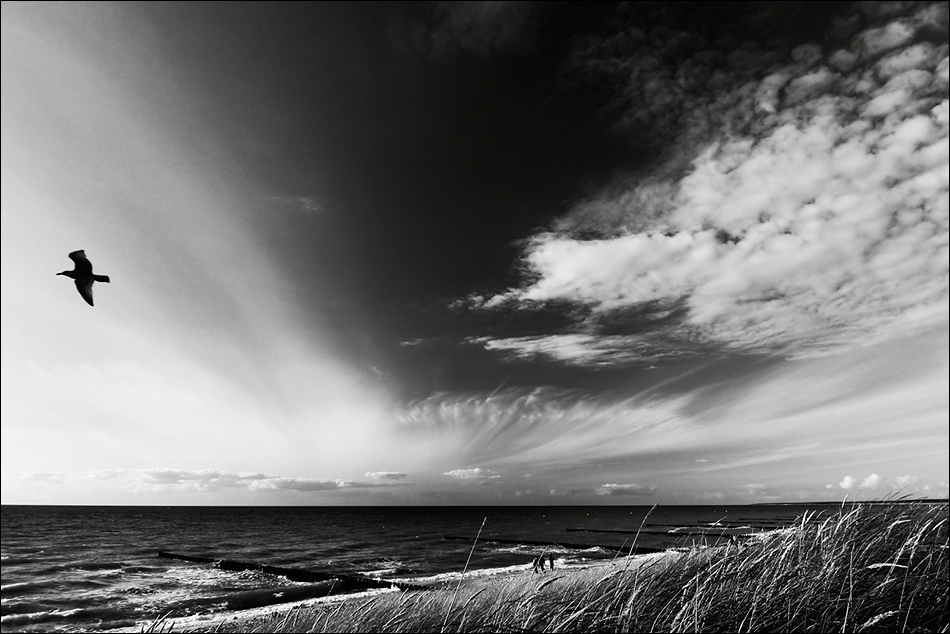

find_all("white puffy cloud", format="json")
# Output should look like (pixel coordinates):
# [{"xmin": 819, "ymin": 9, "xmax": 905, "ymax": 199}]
[
  {"xmin": 895, "ymin": 474, "xmax": 920, "ymax": 487},
  {"xmin": 840, "ymin": 473, "xmax": 885, "ymax": 491},
  {"xmin": 858, "ymin": 20, "xmax": 915, "ymax": 56},
  {"xmin": 475, "ymin": 3, "xmax": 949, "ymax": 364},
  {"xmin": 442, "ymin": 467, "xmax": 500, "ymax": 480},
  {"xmin": 877, "ymin": 43, "xmax": 946, "ymax": 79},
  {"xmin": 840, "ymin": 475, "xmax": 857, "ymax": 490}
]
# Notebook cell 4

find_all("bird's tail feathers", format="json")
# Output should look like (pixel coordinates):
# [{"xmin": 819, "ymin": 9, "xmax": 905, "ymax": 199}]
[{"xmin": 94, "ymin": 275, "xmax": 110, "ymax": 283}]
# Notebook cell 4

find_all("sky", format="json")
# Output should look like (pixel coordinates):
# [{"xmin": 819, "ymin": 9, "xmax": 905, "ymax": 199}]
[{"xmin": 1, "ymin": 1, "xmax": 947, "ymax": 506}]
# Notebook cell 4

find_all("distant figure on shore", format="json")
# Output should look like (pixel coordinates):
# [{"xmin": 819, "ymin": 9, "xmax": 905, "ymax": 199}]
[
  {"xmin": 57, "ymin": 250, "xmax": 110, "ymax": 306},
  {"xmin": 534, "ymin": 554, "xmax": 546, "ymax": 573},
  {"xmin": 532, "ymin": 555, "xmax": 546, "ymax": 574},
  {"xmin": 549, "ymin": 553, "xmax": 555, "ymax": 570}
]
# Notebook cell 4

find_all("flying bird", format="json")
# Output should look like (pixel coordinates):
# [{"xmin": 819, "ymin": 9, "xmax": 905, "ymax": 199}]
[{"xmin": 57, "ymin": 250, "xmax": 110, "ymax": 306}]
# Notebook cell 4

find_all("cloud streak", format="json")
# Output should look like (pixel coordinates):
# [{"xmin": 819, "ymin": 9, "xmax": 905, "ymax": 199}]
[
  {"xmin": 80, "ymin": 468, "xmax": 409, "ymax": 494},
  {"xmin": 596, "ymin": 483, "xmax": 657, "ymax": 497},
  {"xmin": 14, "ymin": 471, "xmax": 65, "ymax": 484},
  {"xmin": 365, "ymin": 471, "xmax": 409, "ymax": 481}
]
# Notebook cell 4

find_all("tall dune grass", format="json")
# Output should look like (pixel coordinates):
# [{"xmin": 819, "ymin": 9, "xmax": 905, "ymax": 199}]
[{"xmin": 175, "ymin": 502, "xmax": 948, "ymax": 633}]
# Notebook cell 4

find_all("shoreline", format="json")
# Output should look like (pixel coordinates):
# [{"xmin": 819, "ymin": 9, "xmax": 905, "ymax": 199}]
[
  {"xmin": 139, "ymin": 503, "xmax": 947, "ymax": 633},
  {"xmin": 116, "ymin": 551, "xmax": 678, "ymax": 633}
]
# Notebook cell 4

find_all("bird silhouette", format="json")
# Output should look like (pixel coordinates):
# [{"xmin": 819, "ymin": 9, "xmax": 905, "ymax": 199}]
[{"xmin": 57, "ymin": 250, "xmax": 110, "ymax": 306}]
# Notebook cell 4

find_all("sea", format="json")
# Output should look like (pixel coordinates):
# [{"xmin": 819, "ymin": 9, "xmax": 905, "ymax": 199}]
[{"xmin": 1, "ymin": 503, "xmax": 843, "ymax": 633}]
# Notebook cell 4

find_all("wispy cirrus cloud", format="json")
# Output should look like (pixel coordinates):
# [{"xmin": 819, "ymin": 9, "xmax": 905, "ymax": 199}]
[
  {"xmin": 396, "ymin": 329, "xmax": 947, "ymax": 502},
  {"xmin": 839, "ymin": 473, "xmax": 884, "ymax": 491},
  {"xmin": 400, "ymin": 387, "xmax": 689, "ymax": 468}
]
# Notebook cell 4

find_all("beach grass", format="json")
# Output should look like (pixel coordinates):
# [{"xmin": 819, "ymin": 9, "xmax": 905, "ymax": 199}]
[{"xmin": 161, "ymin": 501, "xmax": 948, "ymax": 633}]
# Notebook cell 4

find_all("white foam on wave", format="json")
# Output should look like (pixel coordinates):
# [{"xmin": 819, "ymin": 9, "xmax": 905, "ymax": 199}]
[
  {"xmin": 0, "ymin": 607, "xmax": 86, "ymax": 625},
  {"xmin": 363, "ymin": 567, "xmax": 399, "ymax": 578},
  {"xmin": 118, "ymin": 587, "xmax": 401, "ymax": 633}
]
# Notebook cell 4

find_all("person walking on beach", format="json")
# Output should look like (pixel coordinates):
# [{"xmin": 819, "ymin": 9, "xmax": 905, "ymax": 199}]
[
  {"xmin": 548, "ymin": 553, "xmax": 555, "ymax": 571},
  {"xmin": 532, "ymin": 554, "xmax": 546, "ymax": 574}
]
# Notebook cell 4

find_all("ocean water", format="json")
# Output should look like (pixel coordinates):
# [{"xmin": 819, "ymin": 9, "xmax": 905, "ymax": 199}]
[{"xmin": 1, "ymin": 504, "xmax": 840, "ymax": 633}]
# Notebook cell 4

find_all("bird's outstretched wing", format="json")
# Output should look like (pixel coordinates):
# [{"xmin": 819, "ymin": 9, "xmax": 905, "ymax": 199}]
[
  {"xmin": 68, "ymin": 250, "xmax": 93, "ymax": 277},
  {"xmin": 75, "ymin": 279, "xmax": 95, "ymax": 306}
]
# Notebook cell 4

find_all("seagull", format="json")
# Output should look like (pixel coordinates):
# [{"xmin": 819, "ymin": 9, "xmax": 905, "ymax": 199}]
[{"xmin": 57, "ymin": 250, "xmax": 110, "ymax": 306}]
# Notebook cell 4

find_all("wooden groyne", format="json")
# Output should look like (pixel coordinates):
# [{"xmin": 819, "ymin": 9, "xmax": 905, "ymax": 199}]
[
  {"xmin": 157, "ymin": 551, "xmax": 430, "ymax": 592},
  {"xmin": 443, "ymin": 535, "xmax": 661, "ymax": 555}
]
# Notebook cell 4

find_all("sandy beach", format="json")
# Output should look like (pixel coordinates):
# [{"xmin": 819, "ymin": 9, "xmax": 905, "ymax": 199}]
[{"xmin": 122, "ymin": 551, "xmax": 678, "ymax": 633}]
